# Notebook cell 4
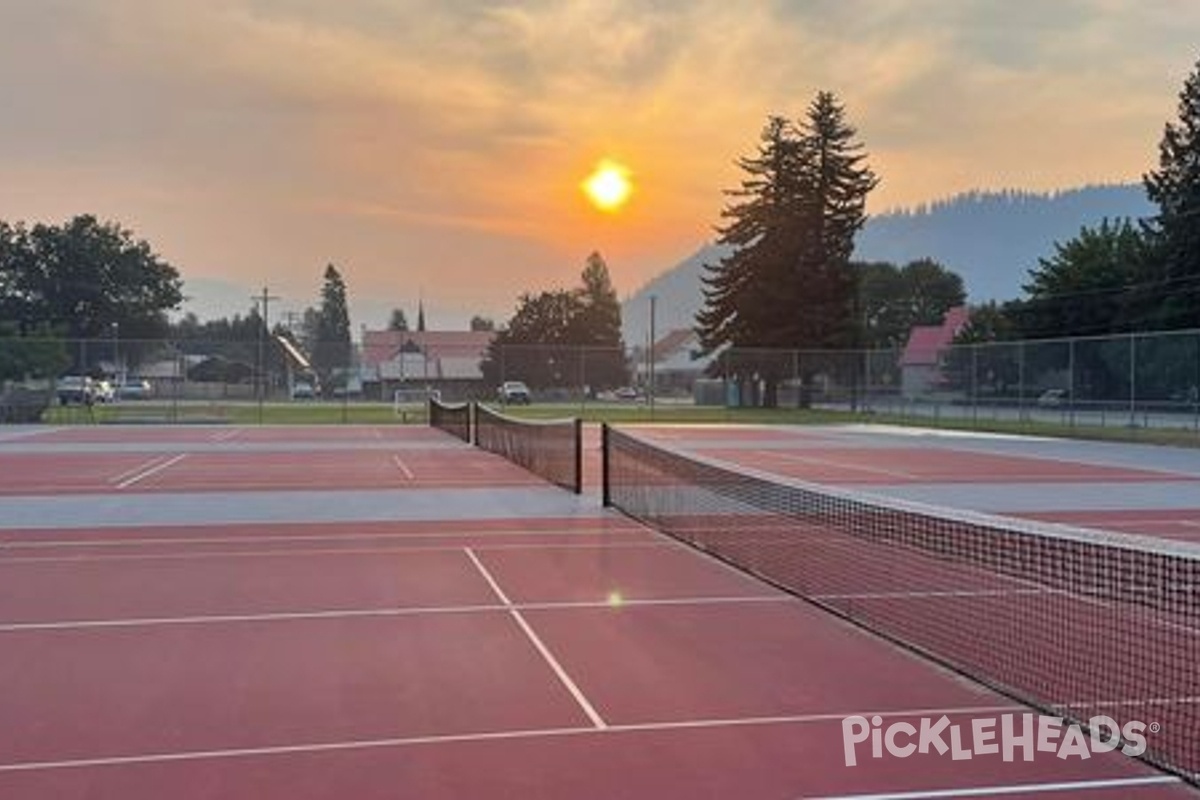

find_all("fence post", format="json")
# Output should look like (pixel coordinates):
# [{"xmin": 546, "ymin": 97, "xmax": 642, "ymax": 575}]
[
  {"xmin": 1068, "ymin": 337, "xmax": 1076, "ymax": 428},
  {"xmin": 1128, "ymin": 332, "xmax": 1137, "ymax": 428},
  {"xmin": 970, "ymin": 344, "xmax": 978, "ymax": 427},
  {"xmin": 1018, "ymin": 340, "xmax": 1026, "ymax": 423}
]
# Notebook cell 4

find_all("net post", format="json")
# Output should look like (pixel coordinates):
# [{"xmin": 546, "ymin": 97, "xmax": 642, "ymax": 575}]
[
  {"xmin": 573, "ymin": 417, "xmax": 583, "ymax": 494},
  {"xmin": 600, "ymin": 423, "xmax": 610, "ymax": 506},
  {"xmin": 469, "ymin": 401, "xmax": 477, "ymax": 446}
]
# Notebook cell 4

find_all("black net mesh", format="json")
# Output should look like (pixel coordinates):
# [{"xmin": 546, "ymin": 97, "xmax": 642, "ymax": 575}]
[
  {"xmin": 602, "ymin": 425, "xmax": 1199, "ymax": 785},
  {"xmin": 428, "ymin": 398, "xmax": 472, "ymax": 443},
  {"xmin": 475, "ymin": 404, "xmax": 581, "ymax": 493}
]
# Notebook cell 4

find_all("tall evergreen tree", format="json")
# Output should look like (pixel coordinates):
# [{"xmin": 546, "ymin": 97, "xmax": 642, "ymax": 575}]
[
  {"xmin": 697, "ymin": 116, "xmax": 803, "ymax": 352},
  {"xmin": 570, "ymin": 253, "xmax": 623, "ymax": 345},
  {"xmin": 1144, "ymin": 55, "xmax": 1200, "ymax": 328},
  {"xmin": 313, "ymin": 264, "xmax": 352, "ymax": 394},
  {"xmin": 570, "ymin": 252, "xmax": 626, "ymax": 388},
  {"xmin": 698, "ymin": 95, "xmax": 876, "ymax": 352},
  {"xmin": 696, "ymin": 94, "xmax": 876, "ymax": 404}
]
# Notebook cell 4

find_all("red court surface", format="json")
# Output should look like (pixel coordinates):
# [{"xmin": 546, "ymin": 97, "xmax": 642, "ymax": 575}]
[
  {"xmin": 624, "ymin": 429, "xmax": 1185, "ymax": 484},
  {"xmin": 0, "ymin": 423, "xmax": 1194, "ymax": 798},
  {"xmin": 0, "ymin": 448, "xmax": 545, "ymax": 495}
]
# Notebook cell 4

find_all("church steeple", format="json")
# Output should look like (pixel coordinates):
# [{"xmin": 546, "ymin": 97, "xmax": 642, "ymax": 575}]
[{"xmin": 417, "ymin": 299, "xmax": 426, "ymax": 332}]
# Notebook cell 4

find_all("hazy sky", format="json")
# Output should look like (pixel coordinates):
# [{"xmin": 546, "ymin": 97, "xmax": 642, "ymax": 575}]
[{"xmin": 1, "ymin": 1, "xmax": 1197, "ymax": 328}]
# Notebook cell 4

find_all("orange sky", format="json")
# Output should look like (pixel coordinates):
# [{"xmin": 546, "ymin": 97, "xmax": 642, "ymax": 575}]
[{"xmin": 1, "ymin": 1, "xmax": 1197, "ymax": 329}]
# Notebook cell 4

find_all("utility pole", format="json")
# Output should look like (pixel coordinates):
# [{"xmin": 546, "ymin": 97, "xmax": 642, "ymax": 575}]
[
  {"xmin": 648, "ymin": 295, "xmax": 656, "ymax": 418},
  {"xmin": 251, "ymin": 286, "xmax": 281, "ymax": 420}
]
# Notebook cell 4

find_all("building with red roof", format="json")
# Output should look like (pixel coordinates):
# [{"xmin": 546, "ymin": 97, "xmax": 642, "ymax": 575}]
[
  {"xmin": 899, "ymin": 306, "xmax": 970, "ymax": 397},
  {"xmin": 360, "ymin": 328, "xmax": 494, "ymax": 400}
]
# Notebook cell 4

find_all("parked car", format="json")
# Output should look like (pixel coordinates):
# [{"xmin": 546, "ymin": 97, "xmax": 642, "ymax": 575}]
[
  {"xmin": 92, "ymin": 380, "xmax": 116, "ymax": 403},
  {"xmin": 55, "ymin": 376, "xmax": 95, "ymax": 406},
  {"xmin": 498, "ymin": 381, "xmax": 531, "ymax": 404},
  {"xmin": 117, "ymin": 379, "xmax": 153, "ymax": 400},
  {"xmin": 614, "ymin": 386, "xmax": 641, "ymax": 401},
  {"xmin": 291, "ymin": 381, "xmax": 317, "ymax": 400},
  {"xmin": 1037, "ymin": 389, "xmax": 1067, "ymax": 408}
]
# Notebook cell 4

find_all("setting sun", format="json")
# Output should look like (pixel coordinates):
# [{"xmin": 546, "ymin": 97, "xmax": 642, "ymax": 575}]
[{"xmin": 582, "ymin": 159, "xmax": 633, "ymax": 212}]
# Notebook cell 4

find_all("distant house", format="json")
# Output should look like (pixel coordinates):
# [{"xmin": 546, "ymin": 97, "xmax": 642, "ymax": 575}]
[
  {"xmin": 361, "ymin": 329, "xmax": 494, "ymax": 400},
  {"xmin": 900, "ymin": 306, "xmax": 970, "ymax": 397},
  {"xmin": 636, "ymin": 328, "xmax": 719, "ymax": 396}
]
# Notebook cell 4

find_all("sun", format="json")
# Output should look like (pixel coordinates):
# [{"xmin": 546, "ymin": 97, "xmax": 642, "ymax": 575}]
[{"xmin": 582, "ymin": 159, "xmax": 633, "ymax": 212}]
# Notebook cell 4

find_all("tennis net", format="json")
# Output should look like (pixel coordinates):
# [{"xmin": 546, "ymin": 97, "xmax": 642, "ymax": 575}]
[
  {"xmin": 475, "ymin": 403, "xmax": 582, "ymax": 493},
  {"xmin": 602, "ymin": 425, "xmax": 1199, "ymax": 785},
  {"xmin": 428, "ymin": 398, "xmax": 471, "ymax": 443}
]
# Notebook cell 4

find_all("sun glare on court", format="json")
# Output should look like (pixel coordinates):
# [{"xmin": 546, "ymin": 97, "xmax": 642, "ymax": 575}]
[{"xmin": 582, "ymin": 160, "xmax": 633, "ymax": 212}]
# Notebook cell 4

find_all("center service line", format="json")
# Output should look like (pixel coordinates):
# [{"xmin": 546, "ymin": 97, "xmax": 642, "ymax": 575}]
[{"xmin": 464, "ymin": 547, "xmax": 608, "ymax": 730}]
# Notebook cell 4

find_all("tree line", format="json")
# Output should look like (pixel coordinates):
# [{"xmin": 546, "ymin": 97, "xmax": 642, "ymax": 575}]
[
  {"xmin": 956, "ymin": 56, "xmax": 1200, "ymax": 342},
  {"xmin": 480, "ymin": 252, "xmax": 628, "ymax": 391}
]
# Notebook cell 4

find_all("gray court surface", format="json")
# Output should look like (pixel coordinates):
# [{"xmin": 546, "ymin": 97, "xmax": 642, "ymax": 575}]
[
  {"xmin": 658, "ymin": 423, "xmax": 1200, "ymax": 518},
  {"xmin": 0, "ymin": 487, "xmax": 600, "ymax": 530},
  {"xmin": 0, "ymin": 424, "xmax": 601, "ymax": 530}
]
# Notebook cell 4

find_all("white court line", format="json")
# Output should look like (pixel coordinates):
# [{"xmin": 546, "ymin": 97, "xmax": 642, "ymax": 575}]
[
  {"xmin": 813, "ymin": 588, "xmax": 1050, "ymax": 601},
  {"xmin": 0, "ymin": 525, "xmax": 648, "ymax": 550},
  {"xmin": 0, "ymin": 539, "xmax": 672, "ymax": 565},
  {"xmin": 391, "ymin": 455, "xmax": 414, "ymax": 480},
  {"xmin": 465, "ymin": 547, "xmax": 608, "ymax": 729},
  {"xmin": 0, "ymin": 702, "xmax": 1025, "ymax": 773},
  {"xmin": 210, "ymin": 429, "xmax": 241, "ymax": 443},
  {"xmin": 115, "ymin": 454, "xmax": 187, "ymax": 489},
  {"xmin": 0, "ymin": 595, "xmax": 787, "ymax": 632},
  {"xmin": 107, "ymin": 455, "xmax": 173, "ymax": 485},
  {"xmin": 1028, "ymin": 517, "xmax": 1200, "ymax": 528},
  {"xmin": 765, "ymin": 451, "xmax": 919, "ymax": 480},
  {"xmin": 804, "ymin": 775, "xmax": 1181, "ymax": 800}
]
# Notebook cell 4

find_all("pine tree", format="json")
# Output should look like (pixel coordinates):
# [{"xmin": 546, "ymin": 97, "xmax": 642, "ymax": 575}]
[
  {"xmin": 571, "ymin": 252, "xmax": 626, "ymax": 388},
  {"xmin": 697, "ymin": 116, "xmax": 804, "ymax": 352},
  {"xmin": 1143, "ymin": 56, "xmax": 1200, "ymax": 328},
  {"xmin": 696, "ymin": 95, "xmax": 877, "ymax": 404},
  {"xmin": 798, "ymin": 91, "xmax": 879, "ymax": 348},
  {"xmin": 313, "ymin": 264, "xmax": 352, "ymax": 395},
  {"xmin": 571, "ymin": 253, "xmax": 623, "ymax": 344},
  {"xmin": 697, "ymin": 97, "xmax": 877, "ymax": 353}
]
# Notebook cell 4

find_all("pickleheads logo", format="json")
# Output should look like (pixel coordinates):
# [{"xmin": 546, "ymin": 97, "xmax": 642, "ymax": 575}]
[{"xmin": 842, "ymin": 713, "xmax": 1149, "ymax": 767}]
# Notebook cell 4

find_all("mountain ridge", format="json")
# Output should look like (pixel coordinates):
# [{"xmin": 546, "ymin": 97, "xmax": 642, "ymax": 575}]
[{"xmin": 621, "ymin": 183, "xmax": 1154, "ymax": 346}]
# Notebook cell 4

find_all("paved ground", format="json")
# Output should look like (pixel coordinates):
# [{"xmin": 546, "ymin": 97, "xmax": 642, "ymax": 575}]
[{"xmin": 0, "ymin": 423, "xmax": 1194, "ymax": 798}]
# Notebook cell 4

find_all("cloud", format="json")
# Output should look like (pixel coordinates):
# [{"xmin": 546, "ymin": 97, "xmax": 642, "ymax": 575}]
[{"xmin": 1, "ymin": 1, "xmax": 1199, "ymax": 320}]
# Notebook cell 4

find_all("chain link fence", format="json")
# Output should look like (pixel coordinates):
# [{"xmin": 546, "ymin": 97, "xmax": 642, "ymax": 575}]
[{"xmin": 3, "ymin": 329, "xmax": 1200, "ymax": 429}]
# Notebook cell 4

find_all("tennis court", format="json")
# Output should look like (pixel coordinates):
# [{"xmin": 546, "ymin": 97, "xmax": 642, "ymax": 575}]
[{"xmin": 0, "ymin": 418, "xmax": 1195, "ymax": 798}]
